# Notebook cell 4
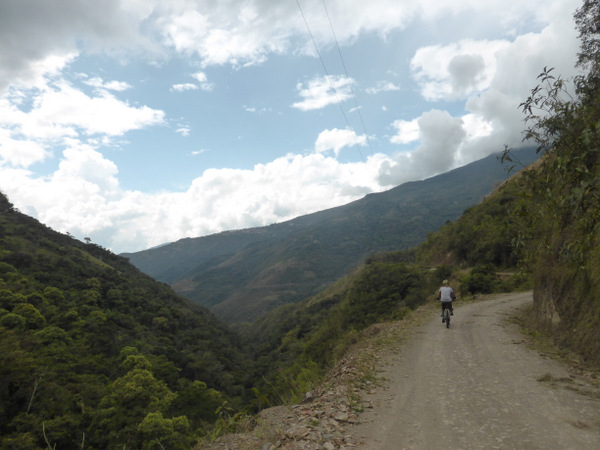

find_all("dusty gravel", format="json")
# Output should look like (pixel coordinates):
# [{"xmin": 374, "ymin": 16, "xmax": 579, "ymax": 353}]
[{"xmin": 350, "ymin": 291, "xmax": 600, "ymax": 449}]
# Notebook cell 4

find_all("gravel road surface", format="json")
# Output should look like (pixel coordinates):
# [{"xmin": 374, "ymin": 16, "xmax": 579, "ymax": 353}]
[{"xmin": 351, "ymin": 292, "xmax": 600, "ymax": 449}]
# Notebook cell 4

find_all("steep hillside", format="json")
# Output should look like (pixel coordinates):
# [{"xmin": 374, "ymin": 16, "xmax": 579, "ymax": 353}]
[
  {"xmin": 418, "ymin": 1, "xmax": 600, "ymax": 367},
  {"xmin": 237, "ymin": 250, "xmax": 442, "ymax": 405},
  {"xmin": 124, "ymin": 148, "xmax": 538, "ymax": 323},
  {"xmin": 0, "ymin": 192, "xmax": 249, "ymax": 448},
  {"xmin": 417, "ymin": 166, "xmax": 530, "ymax": 269},
  {"xmin": 418, "ymin": 146, "xmax": 600, "ymax": 368}
]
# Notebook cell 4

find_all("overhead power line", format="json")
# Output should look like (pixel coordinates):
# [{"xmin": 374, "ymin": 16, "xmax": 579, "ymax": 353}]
[
  {"xmin": 319, "ymin": 0, "xmax": 373, "ymax": 156},
  {"xmin": 295, "ymin": 0, "xmax": 372, "ymax": 160}
]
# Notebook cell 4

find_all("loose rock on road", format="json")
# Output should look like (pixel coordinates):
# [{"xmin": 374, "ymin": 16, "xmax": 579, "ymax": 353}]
[{"xmin": 351, "ymin": 292, "xmax": 600, "ymax": 449}]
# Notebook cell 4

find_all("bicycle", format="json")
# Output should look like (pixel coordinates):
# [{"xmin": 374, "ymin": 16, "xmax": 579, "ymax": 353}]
[{"xmin": 441, "ymin": 302, "xmax": 452, "ymax": 328}]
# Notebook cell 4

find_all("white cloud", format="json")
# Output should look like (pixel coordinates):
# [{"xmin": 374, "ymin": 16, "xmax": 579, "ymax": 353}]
[
  {"xmin": 411, "ymin": 39, "xmax": 510, "ymax": 101},
  {"xmin": 461, "ymin": 114, "xmax": 493, "ymax": 140},
  {"xmin": 381, "ymin": 109, "xmax": 466, "ymax": 185},
  {"xmin": 32, "ymin": 83, "xmax": 165, "ymax": 137},
  {"xmin": 0, "ymin": 127, "xmax": 48, "ymax": 167},
  {"xmin": 458, "ymin": 0, "xmax": 580, "ymax": 162},
  {"xmin": 192, "ymin": 72, "xmax": 208, "ymax": 83},
  {"xmin": 155, "ymin": 3, "xmax": 292, "ymax": 67},
  {"xmin": 244, "ymin": 105, "xmax": 270, "ymax": 114},
  {"xmin": 394, "ymin": 0, "xmax": 581, "ymax": 170},
  {"xmin": 0, "ymin": 75, "xmax": 165, "ymax": 170},
  {"xmin": 2, "ymin": 144, "xmax": 121, "ymax": 236},
  {"xmin": 54, "ymin": 143, "xmax": 120, "ymax": 193},
  {"xmin": 172, "ymin": 83, "xmax": 198, "ymax": 92},
  {"xmin": 292, "ymin": 75, "xmax": 353, "ymax": 111},
  {"xmin": 83, "ymin": 77, "xmax": 131, "ymax": 92},
  {"xmin": 0, "ymin": 0, "xmax": 576, "ymax": 93},
  {"xmin": 315, "ymin": 128, "xmax": 367, "ymax": 156},
  {"xmin": 145, "ymin": 152, "xmax": 388, "ymax": 248},
  {"xmin": 0, "ymin": 0, "xmax": 149, "ymax": 93},
  {"xmin": 191, "ymin": 71, "xmax": 215, "ymax": 91},
  {"xmin": 390, "ymin": 119, "xmax": 419, "ymax": 145},
  {"xmin": 2, "ymin": 150, "xmax": 391, "ymax": 252},
  {"xmin": 172, "ymin": 73, "xmax": 214, "ymax": 92},
  {"xmin": 150, "ymin": 0, "xmax": 559, "ymax": 69},
  {"xmin": 366, "ymin": 81, "xmax": 400, "ymax": 95},
  {"xmin": 2, "ymin": 53, "xmax": 77, "ymax": 94}
]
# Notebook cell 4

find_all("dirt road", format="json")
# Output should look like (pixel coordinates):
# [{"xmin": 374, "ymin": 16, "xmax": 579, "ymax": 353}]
[{"xmin": 351, "ymin": 292, "xmax": 600, "ymax": 449}]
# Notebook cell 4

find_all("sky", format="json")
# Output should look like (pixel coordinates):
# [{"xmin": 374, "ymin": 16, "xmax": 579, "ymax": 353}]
[{"xmin": 0, "ymin": 0, "xmax": 584, "ymax": 253}]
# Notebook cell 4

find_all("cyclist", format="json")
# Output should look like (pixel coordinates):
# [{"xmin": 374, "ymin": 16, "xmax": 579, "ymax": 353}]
[{"xmin": 437, "ymin": 279, "xmax": 455, "ymax": 319}]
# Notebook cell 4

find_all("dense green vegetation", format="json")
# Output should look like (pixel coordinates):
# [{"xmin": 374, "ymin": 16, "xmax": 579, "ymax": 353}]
[
  {"xmin": 0, "ymin": 193, "xmax": 249, "ymax": 448},
  {"xmin": 416, "ymin": 174, "xmax": 532, "ymax": 295},
  {"xmin": 418, "ymin": 177, "xmax": 525, "ymax": 269},
  {"xmin": 508, "ymin": 0, "xmax": 600, "ymax": 367},
  {"xmin": 419, "ymin": 0, "xmax": 600, "ymax": 367},
  {"xmin": 241, "ymin": 251, "xmax": 443, "ymax": 405},
  {"xmin": 0, "ymin": 188, "xmax": 448, "ymax": 448}
]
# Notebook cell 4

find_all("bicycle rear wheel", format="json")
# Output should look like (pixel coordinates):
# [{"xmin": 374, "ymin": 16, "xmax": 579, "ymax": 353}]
[{"xmin": 444, "ymin": 308, "xmax": 450, "ymax": 328}]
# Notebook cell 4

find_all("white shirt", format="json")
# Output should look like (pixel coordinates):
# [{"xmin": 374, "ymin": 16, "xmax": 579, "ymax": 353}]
[{"xmin": 438, "ymin": 286, "xmax": 454, "ymax": 302}]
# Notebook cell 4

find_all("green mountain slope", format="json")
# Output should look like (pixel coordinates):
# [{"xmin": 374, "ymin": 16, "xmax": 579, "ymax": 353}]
[
  {"xmin": 419, "ymin": 151, "xmax": 600, "ymax": 367},
  {"xmin": 0, "ymin": 192, "xmax": 249, "ymax": 448},
  {"xmin": 238, "ymin": 250, "xmax": 442, "ymax": 405},
  {"xmin": 417, "ymin": 0, "xmax": 600, "ymax": 367},
  {"xmin": 124, "ymin": 148, "xmax": 538, "ymax": 323}
]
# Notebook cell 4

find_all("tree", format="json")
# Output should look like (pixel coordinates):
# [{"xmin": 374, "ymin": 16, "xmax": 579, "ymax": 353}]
[
  {"xmin": 137, "ymin": 412, "xmax": 193, "ymax": 450},
  {"xmin": 12, "ymin": 303, "xmax": 46, "ymax": 329},
  {"xmin": 0, "ymin": 289, "xmax": 20, "ymax": 310},
  {"xmin": 574, "ymin": 0, "xmax": 600, "ymax": 98},
  {"xmin": 168, "ymin": 380, "xmax": 226, "ymax": 423},
  {"xmin": 92, "ymin": 356, "xmax": 180, "ymax": 448},
  {"xmin": 0, "ymin": 313, "xmax": 26, "ymax": 330}
]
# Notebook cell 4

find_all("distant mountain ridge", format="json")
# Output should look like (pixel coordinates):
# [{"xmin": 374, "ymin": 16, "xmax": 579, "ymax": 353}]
[{"xmin": 123, "ymin": 148, "xmax": 538, "ymax": 323}]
